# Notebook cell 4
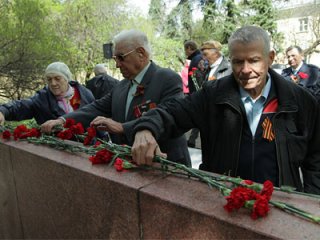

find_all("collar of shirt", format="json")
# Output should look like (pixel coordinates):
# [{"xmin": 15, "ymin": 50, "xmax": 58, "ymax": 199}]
[
  {"xmin": 291, "ymin": 61, "xmax": 303, "ymax": 75},
  {"xmin": 132, "ymin": 61, "xmax": 151, "ymax": 85},
  {"xmin": 239, "ymin": 74, "xmax": 272, "ymax": 136},
  {"xmin": 240, "ymin": 73, "xmax": 271, "ymax": 104},
  {"xmin": 125, "ymin": 62, "xmax": 151, "ymax": 119},
  {"xmin": 210, "ymin": 56, "xmax": 223, "ymax": 69},
  {"xmin": 209, "ymin": 56, "xmax": 224, "ymax": 78}
]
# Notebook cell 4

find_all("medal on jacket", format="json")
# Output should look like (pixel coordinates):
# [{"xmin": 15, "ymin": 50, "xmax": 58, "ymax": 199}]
[{"xmin": 133, "ymin": 100, "xmax": 157, "ymax": 118}]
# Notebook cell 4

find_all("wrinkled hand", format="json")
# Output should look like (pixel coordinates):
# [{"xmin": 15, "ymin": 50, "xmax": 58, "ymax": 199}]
[
  {"xmin": 0, "ymin": 112, "xmax": 5, "ymax": 125},
  {"xmin": 90, "ymin": 116, "xmax": 124, "ymax": 134},
  {"xmin": 132, "ymin": 130, "xmax": 167, "ymax": 165},
  {"xmin": 40, "ymin": 118, "xmax": 64, "ymax": 133}
]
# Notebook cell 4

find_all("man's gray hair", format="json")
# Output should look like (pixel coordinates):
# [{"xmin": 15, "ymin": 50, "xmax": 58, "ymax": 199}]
[
  {"xmin": 228, "ymin": 25, "xmax": 271, "ymax": 56},
  {"xmin": 94, "ymin": 64, "xmax": 107, "ymax": 75},
  {"xmin": 113, "ymin": 29, "xmax": 151, "ymax": 56}
]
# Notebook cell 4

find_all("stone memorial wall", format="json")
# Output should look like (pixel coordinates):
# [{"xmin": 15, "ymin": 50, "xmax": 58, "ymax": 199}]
[{"xmin": 0, "ymin": 140, "xmax": 319, "ymax": 239}]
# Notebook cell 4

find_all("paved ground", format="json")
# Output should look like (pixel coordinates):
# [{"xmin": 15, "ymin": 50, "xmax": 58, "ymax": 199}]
[{"xmin": 188, "ymin": 147, "xmax": 201, "ymax": 169}]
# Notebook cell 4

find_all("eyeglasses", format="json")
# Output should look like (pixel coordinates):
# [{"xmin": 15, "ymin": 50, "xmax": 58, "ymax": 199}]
[{"xmin": 112, "ymin": 48, "xmax": 137, "ymax": 62}]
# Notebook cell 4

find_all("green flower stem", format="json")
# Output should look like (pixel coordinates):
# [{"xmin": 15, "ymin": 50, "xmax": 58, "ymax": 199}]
[
  {"xmin": 270, "ymin": 200, "xmax": 320, "ymax": 223},
  {"xmin": 154, "ymin": 156, "xmax": 231, "ymax": 192}
]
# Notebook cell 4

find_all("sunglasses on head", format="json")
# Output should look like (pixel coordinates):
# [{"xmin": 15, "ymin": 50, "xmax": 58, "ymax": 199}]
[{"xmin": 112, "ymin": 48, "xmax": 138, "ymax": 62}]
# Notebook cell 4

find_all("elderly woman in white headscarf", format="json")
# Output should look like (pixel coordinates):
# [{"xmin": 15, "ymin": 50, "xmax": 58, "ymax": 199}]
[{"xmin": 0, "ymin": 62, "xmax": 94, "ymax": 125}]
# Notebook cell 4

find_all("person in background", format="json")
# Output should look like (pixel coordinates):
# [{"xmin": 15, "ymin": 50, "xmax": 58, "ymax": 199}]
[
  {"xmin": 85, "ymin": 63, "xmax": 118, "ymax": 99},
  {"xmin": 184, "ymin": 40, "xmax": 203, "ymax": 148},
  {"xmin": 41, "ymin": 30, "xmax": 191, "ymax": 167},
  {"xmin": 201, "ymin": 40, "xmax": 232, "ymax": 81},
  {"xmin": 281, "ymin": 46, "xmax": 320, "ymax": 88},
  {"xmin": 186, "ymin": 57, "xmax": 207, "ymax": 148},
  {"xmin": 130, "ymin": 25, "xmax": 320, "ymax": 194},
  {"xmin": 180, "ymin": 59, "xmax": 190, "ymax": 95},
  {"xmin": 184, "ymin": 40, "xmax": 202, "ymax": 94},
  {"xmin": 0, "ymin": 62, "xmax": 94, "ymax": 125}
]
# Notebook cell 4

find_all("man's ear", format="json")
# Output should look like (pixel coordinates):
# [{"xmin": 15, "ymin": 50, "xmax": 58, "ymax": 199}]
[
  {"xmin": 136, "ymin": 47, "xmax": 146, "ymax": 56},
  {"xmin": 268, "ymin": 49, "xmax": 276, "ymax": 66}
]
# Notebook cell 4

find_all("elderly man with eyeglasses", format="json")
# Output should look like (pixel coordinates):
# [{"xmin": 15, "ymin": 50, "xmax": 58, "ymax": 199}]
[
  {"xmin": 200, "ymin": 40, "xmax": 232, "ymax": 82},
  {"xmin": 41, "ymin": 29, "xmax": 191, "ymax": 167}
]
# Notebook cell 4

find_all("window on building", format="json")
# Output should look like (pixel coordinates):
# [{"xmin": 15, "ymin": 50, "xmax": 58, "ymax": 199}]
[{"xmin": 299, "ymin": 18, "xmax": 308, "ymax": 32}]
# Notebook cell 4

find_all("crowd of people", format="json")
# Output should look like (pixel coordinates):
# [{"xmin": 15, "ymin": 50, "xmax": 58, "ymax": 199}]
[{"xmin": 1, "ymin": 26, "xmax": 320, "ymax": 194}]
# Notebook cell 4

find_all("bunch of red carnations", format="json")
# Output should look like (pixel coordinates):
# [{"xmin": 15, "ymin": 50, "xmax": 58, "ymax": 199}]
[{"xmin": 223, "ymin": 180, "xmax": 273, "ymax": 219}]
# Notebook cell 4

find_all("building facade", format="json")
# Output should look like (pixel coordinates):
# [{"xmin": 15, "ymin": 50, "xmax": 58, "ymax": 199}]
[{"xmin": 276, "ymin": 0, "xmax": 320, "ymax": 67}]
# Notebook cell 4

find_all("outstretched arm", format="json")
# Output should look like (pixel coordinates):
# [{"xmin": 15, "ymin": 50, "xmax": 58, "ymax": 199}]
[{"xmin": 131, "ymin": 130, "xmax": 166, "ymax": 165}]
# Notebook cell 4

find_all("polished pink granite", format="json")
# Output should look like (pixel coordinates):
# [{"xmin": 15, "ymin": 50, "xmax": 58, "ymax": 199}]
[{"xmin": 1, "ymin": 140, "xmax": 319, "ymax": 239}]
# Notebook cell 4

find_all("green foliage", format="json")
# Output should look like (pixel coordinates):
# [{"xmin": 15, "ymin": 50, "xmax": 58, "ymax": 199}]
[
  {"xmin": 151, "ymin": 37, "xmax": 184, "ymax": 71},
  {"xmin": 0, "ymin": 0, "xmax": 287, "ymax": 103},
  {"xmin": 148, "ymin": 0, "xmax": 166, "ymax": 34},
  {"xmin": 6, "ymin": 118, "xmax": 37, "ymax": 128},
  {"xmin": 0, "ymin": 0, "xmax": 65, "ymax": 100}
]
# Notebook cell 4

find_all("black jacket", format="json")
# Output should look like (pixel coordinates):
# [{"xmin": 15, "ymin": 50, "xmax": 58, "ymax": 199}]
[
  {"xmin": 134, "ymin": 69, "xmax": 320, "ymax": 194},
  {"xmin": 85, "ymin": 74, "xmax": 118, "ymax": 99},
  {"xmin": 187, "ymin": 50, "xmax": 203, "ymax": 93},
  {"xmin": 0, "ymin": 81, "xmax": 95, "ymax": 124}
]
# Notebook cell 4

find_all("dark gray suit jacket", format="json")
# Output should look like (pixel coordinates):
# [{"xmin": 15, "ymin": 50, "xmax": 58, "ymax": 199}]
[
  {"xmin": 281, "ymin": 62, "xmax": 320, "ymax": 88},
  {"xmin": 64, "ymin": 62, "xmax": 191, "ymax": 166}
]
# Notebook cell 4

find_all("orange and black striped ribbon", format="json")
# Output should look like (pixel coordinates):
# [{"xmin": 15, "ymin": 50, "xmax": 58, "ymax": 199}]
[{"xmin": 262, "ymin": 116, "xmax": 275, "ymax": 142}]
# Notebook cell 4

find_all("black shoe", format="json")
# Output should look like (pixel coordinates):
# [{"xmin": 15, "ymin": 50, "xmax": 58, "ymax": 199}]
[{"xmin": 188, "ymin": 141, "xmax": 195, "ymax": 148}]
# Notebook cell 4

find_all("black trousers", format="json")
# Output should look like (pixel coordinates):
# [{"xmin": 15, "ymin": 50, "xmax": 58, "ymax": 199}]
[{"xmin": 188, "ymin": 128, "xmax": 199, "ymax": 145}]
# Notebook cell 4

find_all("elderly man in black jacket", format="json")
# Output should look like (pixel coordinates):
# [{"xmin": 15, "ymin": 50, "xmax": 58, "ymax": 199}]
[
  {"xmin": 41, "ymin": 30, "xmax": 191, "ymax": 167},
  {"xmin": 85, "ymin": 64, "xmax": 118, "ymax": 99},
  {"xmin": 131, "ymin": 26, "xmax": 320, "ymax": 194}
]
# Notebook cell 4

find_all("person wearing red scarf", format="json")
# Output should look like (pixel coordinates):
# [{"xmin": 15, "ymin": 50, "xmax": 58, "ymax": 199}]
[{"xmin": 0, "ymin": 62, "xmax": 94, "ymax": 125}]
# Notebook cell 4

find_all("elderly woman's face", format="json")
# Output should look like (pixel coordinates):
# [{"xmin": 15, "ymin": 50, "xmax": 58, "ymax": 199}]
[{"xmin": 46, "ymin": 74, "xmax": 69, "ymax": 96}]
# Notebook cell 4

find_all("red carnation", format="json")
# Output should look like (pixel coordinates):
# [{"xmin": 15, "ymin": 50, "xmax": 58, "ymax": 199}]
[
  {"xmin": 16, "ymin": 125, "xmax": 28, "ymax": 132},
  {"xmin": 83, "ymin": 136, "xmax": 93, "ymax": 146},
  {"xmin": 13, "ymin": 124, "xmax": 28, "ymax": 140},
  {"xmin": 224, "ymin": 187, "xmax": 257, "ymax": 212},
  {"xmin": 89, "ymin": 149, "xmax": 113, "ymax": 164},
  {"xmin": 298, "ymin": 72, "xmax": 308, "ymax": 79},
  {"xmin": 192, "ymin": 67, "xmax": 197, "ymax": 71},
  {"xmin": 87, "ymin": 127, "xmax": 96, "ymax": 138},
  {"xmin": 83, "ymin": 127, "xmax": 96, "ymax": 146},
  {"xmin": 70, "ymin": 122, "xmax": 84, "ymax": 135},
  {"xmin": 57, "ymin": 129, "xmax": 73, "ymax": 140},
  {"xmin": 2, "ymin": 130, "xmax": 11, "ymax": 140},
  {"xmin": 31, "ymin": 128, "xmax": 41, "ymax": 138},
  {"xmin": 19, "ymin": 128, "xmax": 41, "ymax": 139},
  {"xmin": 241, "ymin": 180, "xmax": 254, "ymax": 185},
  {"xmin": 94, "ymin": 141, "xmax": 101, "ymax": 147},
  {"xmin": 188, "ymin": 71, "xmax": 194, "ymax": 76},
  {"xmin": 251, "ymin": 195, "xmax": 270, "ymax": 219},
  {"xmin": 64, "ymin": 118, "xmax": 76, "ymax": 128},
  {"xmin": 114, "ymin": 158, "xmax": 124, "ymax": 171},
  {"xmin": 133, "ymin": 85, "xmax": 145, "ymax": 97},
  {"xmin": 260, "ymin": 180, "xmax": 274, "ymax": 201}
]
